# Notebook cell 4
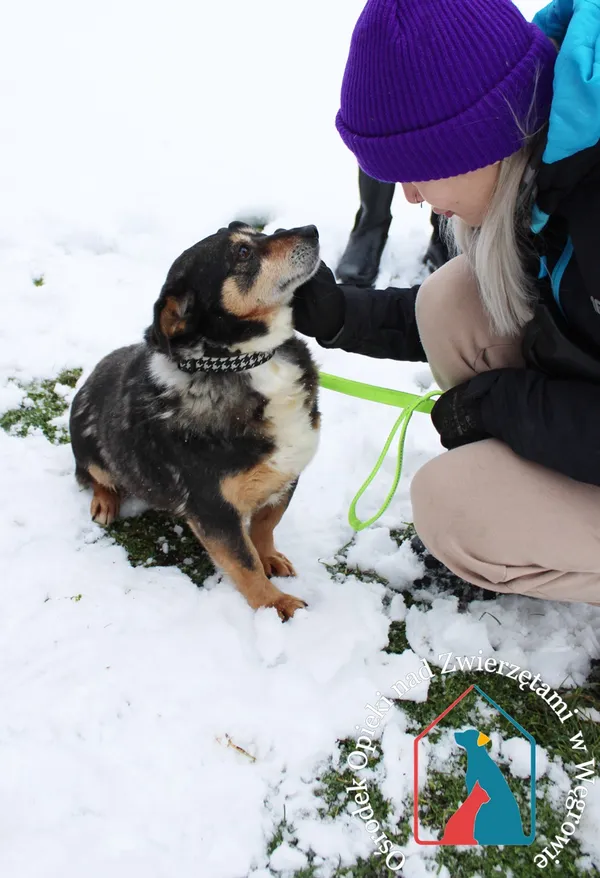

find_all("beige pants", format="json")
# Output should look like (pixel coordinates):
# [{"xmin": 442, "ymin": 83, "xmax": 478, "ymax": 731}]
[{"xmin": 411, "ymin": 255, "xmax": 600, "ymax": 605}]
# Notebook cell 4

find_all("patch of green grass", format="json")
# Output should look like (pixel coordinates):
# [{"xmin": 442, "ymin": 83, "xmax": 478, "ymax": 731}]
[
  {"xmin": 55, "ymin": 369, "xmax": 81, "ymax": 388},
  {"xmin": 0, "ymin": 368, "xmax": 82, "ymax": 443},
  {"xmin": 385, "ymin": 620, "xmax": 411, "ymax": 654},
  {"xmin": 235, "ymin": 214, "xmax": 270, "ymax": 233},
  {"xmin": 316, "ymin": 742, "xmax": 391, "ymax": 825},
  {"xmin": 32, "ymin": 275, "xmax": 45, "ymax": 287},
  {"xmin": 321, "ymin": 537, "xmax": 390, "ymax": 588},
  {"xmin": 266, "ymin": 815, "xmax": 289, "ymax": 856},
  {"xmin": 106, "ymin": 511, "xmax": 214, "ymax": 587},
  {"xmin": 389, "ymin": 522, "xmax": 416, "ymax": 547}
]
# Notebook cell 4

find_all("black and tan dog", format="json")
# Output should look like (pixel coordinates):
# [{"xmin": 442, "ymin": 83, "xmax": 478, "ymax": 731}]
[{"xmin": 69, "ymin": 222, "xmax": 321, "ymax": 620}]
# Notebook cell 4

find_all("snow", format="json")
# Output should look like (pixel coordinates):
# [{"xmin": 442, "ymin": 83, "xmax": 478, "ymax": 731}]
[
  {"xmin": 347, "ymin": 527, "xmax": 426, "ymax": 590},
  {"xmin": 0, "ymin": 379, "xmax": 25, "ymax": 415},
  {"xmin": 501, "ymin": 738, "xmax": 549, "ymax": 780},
  {"xmin": 1, "ymin": 0, "xmax": 599, "ymax": 876},
  {"xmin": 269, "ymin": 844, "xmax": 309, "ymax": 872}
]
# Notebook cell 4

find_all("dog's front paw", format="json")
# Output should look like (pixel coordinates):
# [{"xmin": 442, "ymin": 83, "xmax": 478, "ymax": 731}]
[
  {"xmin": 261, "ymin": 551, "xmax": 296, "ymax": 578},
  {"xmin": 272, "ymin": 592, "xmax": 308, "ymax": 621},
  {"xmin": 90, "ymin": 488, "xmax": 120, "ymax": 526}
]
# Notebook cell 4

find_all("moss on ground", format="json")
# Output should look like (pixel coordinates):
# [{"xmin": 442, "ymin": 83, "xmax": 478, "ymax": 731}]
[
  {"xmin": 235, "ymin": 215, "xmax": 269, "ymax": 233},
  {"xmin": 106, "ymin": 511, "xmax": 214, "ymax": 586},
  {"xmin": 322, "ymin": 536, "xmax": 391, "ymax": 589},
  {"xmin": 0, "ymin": 368, "xmax": 82, "ymax": 443}
]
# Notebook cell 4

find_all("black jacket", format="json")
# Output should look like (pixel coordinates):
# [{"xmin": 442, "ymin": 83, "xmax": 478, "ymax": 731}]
[{"xmin": 310, "ymin": 138, "xmax": 600, "ymax": 488}]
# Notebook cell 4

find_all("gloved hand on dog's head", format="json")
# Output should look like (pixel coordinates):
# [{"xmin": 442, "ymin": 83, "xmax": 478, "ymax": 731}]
[{"xmin": 292, "ymin": 261, "xmax": 345, "ymax": 342}]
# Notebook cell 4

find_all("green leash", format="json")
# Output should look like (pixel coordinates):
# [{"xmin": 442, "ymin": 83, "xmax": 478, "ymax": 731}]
[{"xmin": 319, "ymin": 372, "xmax": 441, "ymax": 531}]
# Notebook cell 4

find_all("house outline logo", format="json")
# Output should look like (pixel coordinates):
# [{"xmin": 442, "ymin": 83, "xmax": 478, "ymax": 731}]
[{"xmin": 413, "ymin": 684, "xmax": 537, "ymax": 847}]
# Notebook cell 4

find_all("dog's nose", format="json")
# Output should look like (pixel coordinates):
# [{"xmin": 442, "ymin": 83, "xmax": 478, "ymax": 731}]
[
  {"xmin": 299, "ymin": 225, "xmax": 319, "ymax": 240},
  {"xmin": 271, "ymin": 225, "xmax": 319, "ymax": 240}
]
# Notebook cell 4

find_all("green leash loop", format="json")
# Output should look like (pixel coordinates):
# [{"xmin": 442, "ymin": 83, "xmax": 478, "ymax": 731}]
[{"xmin": 318, "ymin": 372, "xmax": 441, "ymax": 531}]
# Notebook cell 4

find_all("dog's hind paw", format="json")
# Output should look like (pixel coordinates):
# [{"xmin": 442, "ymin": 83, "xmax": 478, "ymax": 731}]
[
  {"xmin": 261, "ymin": 551, "xmax": 296, "ymax": 578},
  {"xmin": 272, "ymin": 592, "xmax": 308, "ymax": 621}
]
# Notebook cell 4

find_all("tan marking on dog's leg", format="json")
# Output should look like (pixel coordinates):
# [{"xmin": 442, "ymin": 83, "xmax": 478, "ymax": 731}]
[
  {"xmin": 250, "ymin": 494, "xmax": 296, "ymax": 578},
  {"xmin": 88, "ymin": 464, "xmax": 117, "ymax": 490},
  {"xmin": 187, "ymin": 518, "xmax": 306, "ymax": 621},
  {"xmin": 89, "ymin": 475, "xmax": 121, "ymax": 526},
  {"xmin": 220, "ymin": 463, "xmax": 291, "ymax": 517}
]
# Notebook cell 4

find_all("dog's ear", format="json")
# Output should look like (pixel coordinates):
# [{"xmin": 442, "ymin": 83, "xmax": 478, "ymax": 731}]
[
  {"xmin": 228, "ymin": 220, "xmax": 253, "ymax": 232},
  {"xmin": 153, "ymin": 290, "xmax": 194, "ymax": 340}
]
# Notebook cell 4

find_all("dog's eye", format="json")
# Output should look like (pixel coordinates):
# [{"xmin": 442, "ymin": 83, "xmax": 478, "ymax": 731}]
[{"xmin": 237, "ymin": 244, "xmax": 251, "ymax": 261}]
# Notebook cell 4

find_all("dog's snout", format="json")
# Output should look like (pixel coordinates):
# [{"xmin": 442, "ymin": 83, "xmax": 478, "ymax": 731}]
[
  {"xmin": 271, "ymin": 225, "xmax": 319, "ymax": 241},
  {"xmin": 299, "ymin": 225, "xmax": 319, "ymax": 240}
]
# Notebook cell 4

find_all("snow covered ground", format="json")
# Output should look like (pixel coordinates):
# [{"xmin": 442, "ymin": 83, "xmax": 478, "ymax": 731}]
[{"xmin": 1, "ymin": 1, "xmax": 599, "ymax": 876}]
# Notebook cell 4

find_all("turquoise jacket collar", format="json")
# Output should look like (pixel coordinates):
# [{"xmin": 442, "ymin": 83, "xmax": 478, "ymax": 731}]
[{"xmin": 531, "ymin": 0, "xmax": 600, "ymax": 231}]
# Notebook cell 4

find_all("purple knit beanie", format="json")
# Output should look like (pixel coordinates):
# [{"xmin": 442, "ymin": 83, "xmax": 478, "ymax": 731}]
[{"xmin": 335, "ymin": 0, "xmax": 557, "ymax": 182}]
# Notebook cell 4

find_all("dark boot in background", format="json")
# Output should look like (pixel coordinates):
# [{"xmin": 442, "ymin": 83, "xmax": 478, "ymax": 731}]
[
  {"xmin": 423, "ymin": 210, "xmax": 452, "ymax": 273},
  {"xmin": 336, "ymin": 168, "xmax": 395, "ymax": 287}
]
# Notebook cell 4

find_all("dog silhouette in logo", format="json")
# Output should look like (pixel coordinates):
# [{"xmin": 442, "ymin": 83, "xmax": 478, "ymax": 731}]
[{"xmin": 451, "ymin": 729, "xmax": 528, "ymax": 845}]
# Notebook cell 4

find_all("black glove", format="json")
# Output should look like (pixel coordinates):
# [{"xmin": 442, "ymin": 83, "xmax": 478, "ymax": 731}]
[
  {"xmin": 431, "ymin": 373, "xmax": 496, "ymax": 450},
  {"xmin": 292, "ymin": 261, "xmax": 345, "ymax": 341}
]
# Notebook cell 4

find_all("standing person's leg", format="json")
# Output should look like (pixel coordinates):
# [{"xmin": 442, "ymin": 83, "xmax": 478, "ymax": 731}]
[
  {"xmin": 336, "ymin": 169, "xmax": 453, "ymax": 288},
  {"xmin": 336, "ymin": 168, "xmax": 395, "ymax": 287},
  {"xmin": 412, "ymin": 255, "xmax": 600, "ymax": 605},
  {"xmin": 423, "ymin": 211, "xmax": 452, "ymax": 273}
]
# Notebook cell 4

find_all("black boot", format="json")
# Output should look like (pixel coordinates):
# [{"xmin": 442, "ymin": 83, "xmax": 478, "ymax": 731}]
[
  {"xmin": 336, "ymin": 169, "xmax": 395, "ymax": 287},
  {"xmin": 423, "ymin": 210, "xmax": 452, "ymax": 273}
]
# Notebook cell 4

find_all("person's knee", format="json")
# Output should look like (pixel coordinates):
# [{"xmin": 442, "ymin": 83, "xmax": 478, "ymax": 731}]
[
  {"xmin": 411, "ymin": 450, "xmax": 489, "ymax": 578},
  {"xmin": 415, "ymin": 255, "xmax": 474, "ymax": 347},
  {"xmin": 410, "ymin": 444, "xmax": 514, "ymax": 593},
  {"xmin": 410, "ymin": 454, "xmax": 454, "ymax": 563},
  {"xmin": 416, "ymin": 255, "xmax": 481, "ymax": 389}
]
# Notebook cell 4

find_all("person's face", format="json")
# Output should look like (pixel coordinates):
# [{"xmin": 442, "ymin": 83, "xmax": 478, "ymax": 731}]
[{"xmin": 401, "ymin": 162, "xmax": 501, "ymax": 227}]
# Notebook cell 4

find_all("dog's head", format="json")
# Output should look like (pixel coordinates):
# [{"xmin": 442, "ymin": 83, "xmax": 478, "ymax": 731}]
[{"xmin": 147, "ymin": 222, "xmax": 320, "ymax": 356}]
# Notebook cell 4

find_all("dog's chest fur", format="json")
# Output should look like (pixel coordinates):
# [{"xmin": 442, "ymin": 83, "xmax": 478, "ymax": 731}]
[{"xmin": 248, "ymin": 354, "xmax": 319, "ymax": 479}]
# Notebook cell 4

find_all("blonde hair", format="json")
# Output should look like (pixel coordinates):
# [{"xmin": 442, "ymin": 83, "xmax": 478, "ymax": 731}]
[
  {"xmin": 442, "ymin": 136, "xmax": 543, "ymax": 338},
  {"xmin": 438, "ymin": 113, "xmax": 547, "ymax": 338}
]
